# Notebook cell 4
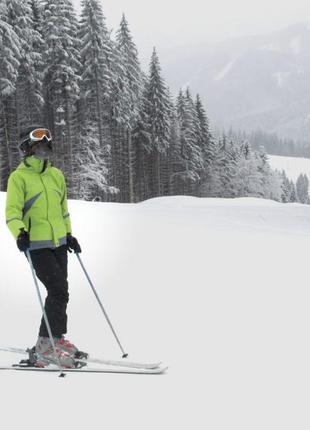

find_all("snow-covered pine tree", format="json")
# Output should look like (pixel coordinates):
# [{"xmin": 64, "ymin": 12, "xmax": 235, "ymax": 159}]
[
  {"xmin": 195, "ymin": 94, "xmax": 214, "ymax": 196},
  {"xmin": 161, "ymin": 90, "xmax": 179, "ymax": 196},
  {"xmin": 107, "ymin": 41, "xmax": 127, "ymax": 201},
  {"xmin": 268, "ymin": 169, "xmax": 283, "ymax": 202},
  {"xmin": 281, "ymin": 170, "xmax": 291, "ymax": 203},
  {"xmin": 30, "ymin": 0, "xmax": 46, "ymax": 89},
  {"xmin": 233, "ymin": 140, "xmax": 263, "ymax": 198},
  {"xmin": 176, "ymin": 88, "xmax": 204, "ymax": 195},
  {"xmin": 77, "ymin": 0, "xmax": 114, "ymax": 200},
  {"xmin": 296, "ymin": 173, "xmax": 310, "ymax": 204},
  {"xmin": 114, "ymin": 14, "xmax": 142, "ymax": 202},
  {"xmin": 6, "ymin": 0, "xmax": 44, "ymax": 158},
  {"xmin": 42, "ymin": 0, "xmax": 81, "ymax": 192},
  {"xmin": 200, "ymin": 137, "xmax": 225, "ymax": 197},
  {"xmin": 173, "ymin": 89, "xmax": 189, "ymax": 194},
  {"xmin": 221, "ymin": 137, "xmax": 241, "ymax": 197},
  {"xmin": 233, "ymin": 141, "xmax": 282, "ymax": 201},
  {"xmin": 303, "ymin": 174, "xmax": 309, "ymax": 204},
  {"xmin": 131, "ymin": 72, "xmax": 152, "ymax": 201},
  {"xmin": 144, "ymin": 48, "xmax": 171, "ymax": 197},
  {"xmin": 289, "ymin": 180, "xmax": 297, "ymax": 202},
  {"xmin": 75, "ymin": 122, "xmax": 118, "ymax": 200},
  {"xmin": 0, "ymin": 1, "xmax": 20, "ymax": 189},
  {"xmin": 205, "ymin": 135, "xmax": 238, "ymax": 198}
]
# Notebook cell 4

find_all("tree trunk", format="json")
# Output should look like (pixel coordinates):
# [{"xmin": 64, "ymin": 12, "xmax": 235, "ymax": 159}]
[
  {"xmin": 1, "ymin": 102, "xmax": 13, "ymax": 189},
  {"xmin": 95, "ymin": 69, "xmax": 104, "ymax": 148},
  {"xmin": 65, "ymin": 90, "xmax": 73, "ymax": 193},
  {"xmin": 127, "ymin": 128, "xmax": 135, "ymax": 203}
]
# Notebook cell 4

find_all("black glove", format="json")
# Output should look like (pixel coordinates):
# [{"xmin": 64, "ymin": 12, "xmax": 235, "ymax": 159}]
[
  {"xmin": 17, "ymin": 229, "xmax": 30, "ymax": 252},
  {"xmin": 67, "ymin": 233, "xmax": 81, "ymax": 253}
]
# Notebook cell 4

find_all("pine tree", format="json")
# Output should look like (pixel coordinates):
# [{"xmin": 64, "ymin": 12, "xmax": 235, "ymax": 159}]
[
  {"xmin": 195, "ymin": 94, "xmax": 214, "ymax": 196},
  {"xmin": 163, "ymin": 92, "xmax": 179, "ymax": 196},
  {"xmin": 201, "ymin": 138, "xmax": 225, "ymax": 197},
  {"xmin": 281, "ymin": 170, "xmax": 291, "ymax": 203},
  {"xmin": 168, "ymin": 89, "xmax": 187, "ymax": 195},
  {"xmin": 0, "ymin": 1, "xmax": 20, "ymax": 189},
  {"xmin": 42, "ymin": 0, "xmax": 81, "ymax": 192},
  {"xmin": 184, "ymin": 88, "xmax": 204, "ymax": 194},
  {"xmin": 78, "ymin": 0, "xmax": 111, "ymax": 147},
  {"xmin": 289, "ymin": 180, "xmax": 297, "ymax": 202},
  {"xmin": 296, "ymin": 173, "xmax": 310, "ymax": 204},
  {"xmin": 115, "ymin": 14, "xmax": 141, "ymax": 126},
  {"xmin": 234, "ymin": 141, "xmax": 262, "ymax": 198},
  {"xmin": 224, "ymin": 138, "xmax": 241, "ymax": 197},
  {"xmin": 176, "ymin": 88, "xmax": 204, "ymax": 195},
  {"xmin": 132, "ymin": 72, "xmax": 152, "ymax": 201},
  {"xmin": 144, "ymin": 48, "xmax": 171, "ymax": 197},
  {"xmin": 77, "ymin": 0, "xmax": 114, "ymax": 199},
  {"xmin": 75, "ymin": 122, "xmax": 118, "ymax": 200},
  {"xmin": 6, "ymin": 0, "xmax": 44, "ymax": 147},
  {"xmin": 114, "ymin": 14, "xmax": 142, "ymax": 202}
]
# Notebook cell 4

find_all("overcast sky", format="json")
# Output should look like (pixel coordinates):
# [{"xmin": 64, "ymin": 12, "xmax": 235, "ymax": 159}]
[{"xmin": 72, "ymin": 0, "xmax": 310, "ymax": 65}]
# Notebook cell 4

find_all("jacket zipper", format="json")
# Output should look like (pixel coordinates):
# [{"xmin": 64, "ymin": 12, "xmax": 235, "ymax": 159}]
[{"xmin": 39, "ymin": 174, "xmax": 56, "ymax": 246}]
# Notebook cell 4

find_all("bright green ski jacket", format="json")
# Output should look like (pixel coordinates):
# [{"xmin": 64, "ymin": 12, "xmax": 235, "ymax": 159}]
[{"xmin": 5, "ymin": 156, "xmax": 72, "ymax": 250}]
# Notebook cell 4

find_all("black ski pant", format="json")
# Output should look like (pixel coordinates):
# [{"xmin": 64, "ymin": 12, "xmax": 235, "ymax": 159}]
[{"xmin": 28, "ymin": 245, "xmax": 69, "ymax": 338}]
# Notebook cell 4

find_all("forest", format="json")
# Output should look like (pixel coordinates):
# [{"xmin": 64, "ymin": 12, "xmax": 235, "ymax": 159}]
[{"xmin": 0, "ymin": 0, "xmax": 308, "ymax": 203}]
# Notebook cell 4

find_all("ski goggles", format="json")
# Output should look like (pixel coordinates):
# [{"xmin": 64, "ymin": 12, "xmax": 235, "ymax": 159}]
[
  {"xmin": 21, "ymin": 128, "xmax": 52, "ymax": 144},
  {"xmin": 28, "ymin": 128, "xmax": 52, "ymax": 142}
]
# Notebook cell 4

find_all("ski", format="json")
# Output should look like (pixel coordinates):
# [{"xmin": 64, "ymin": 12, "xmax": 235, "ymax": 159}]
[
  {"xmin": 0, "ymin": 364, "xmax": 167, "ymax": 375},
  {"xmin": 0, "ymin": 346, "xmax": 162, "ymax": 370},
  {"xmin": 76, "ymin": 354, "xmax": 162, "ymax": 370}
]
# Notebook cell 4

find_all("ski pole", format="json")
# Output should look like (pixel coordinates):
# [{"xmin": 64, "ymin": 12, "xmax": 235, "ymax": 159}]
[
  {"xmin": 25, "ymin": 249, "xmax": 66, "ymax": 377},
  {"xmin": 75, "ymin": 252, "xmax": 128, "ymax": 358}
]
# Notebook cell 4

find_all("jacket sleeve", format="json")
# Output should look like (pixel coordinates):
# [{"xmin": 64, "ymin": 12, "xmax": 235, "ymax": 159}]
[
  {"xmin": 61, "ymin": 174, "xmax": 72, "ymax": 234},
  {"xmin": 5, "ymin": 172, "xmax": 27, "ymax": 239}
]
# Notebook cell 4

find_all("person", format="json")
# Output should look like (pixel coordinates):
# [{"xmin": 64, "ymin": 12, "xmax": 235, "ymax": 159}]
[{"xmin": 5, "ymin": 125, "xmax": 82, "ymax": 368}]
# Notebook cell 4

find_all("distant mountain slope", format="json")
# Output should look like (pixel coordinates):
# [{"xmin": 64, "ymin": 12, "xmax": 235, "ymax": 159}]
[
  {"xmin": 268, "ymin": 154, "xmax": 310, "ymax": 181},
  {"xmin": 163, "ymin": 23, "xmax": 310, "ymax": 141}
]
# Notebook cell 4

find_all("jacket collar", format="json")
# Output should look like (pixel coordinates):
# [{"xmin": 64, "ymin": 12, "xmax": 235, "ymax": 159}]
[{"xmin": 18, "ymin": 156, "xmax": 51, "ymax": 174}]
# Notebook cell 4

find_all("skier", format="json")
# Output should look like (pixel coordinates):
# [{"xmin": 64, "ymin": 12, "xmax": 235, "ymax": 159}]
[{"xmin": 5, "ymin": 125, "xmax": 82, "ymax": 368}]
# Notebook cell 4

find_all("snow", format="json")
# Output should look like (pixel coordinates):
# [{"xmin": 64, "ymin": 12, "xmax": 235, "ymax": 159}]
[
  {"xmin": 1, "ymin": 191, "xmax": 310, "ymax": 429},
  {"xmin": 272, "ymin": 71, "xmax": 290, "ymax": 87},
  {"xmin": 214, "ymin": 56, "xmax": 239, "ymax": 82},
  {"xmin": 290, "ymin": 35, "xmax": 302, "ymax": 55},
  {"xmin": 268, "ymin": 154, "xmax": 310, "ymax": 181},
  {"xmin": 259, "ymin": 42, "xmax": 280, "ymax": 52}
]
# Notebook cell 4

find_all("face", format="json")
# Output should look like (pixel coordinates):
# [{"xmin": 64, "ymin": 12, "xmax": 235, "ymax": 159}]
[{"xmin": 32, "ymin": 139, "xmax": 53, "ymax": 160}]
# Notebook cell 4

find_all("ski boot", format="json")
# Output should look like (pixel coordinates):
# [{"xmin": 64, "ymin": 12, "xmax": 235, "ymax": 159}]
[
  {"xmin": 54, "ymin": 336, "xmax": 88, "ymax": 359},
  {"xmin": 34, "ymin": 336, "xmax": 76, "ymax": 368}
]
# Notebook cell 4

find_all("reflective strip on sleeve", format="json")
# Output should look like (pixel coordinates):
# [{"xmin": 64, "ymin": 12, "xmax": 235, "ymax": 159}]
[{"xmin": 6, "ymin": 217, "xmax": 22, "ymax": 225}]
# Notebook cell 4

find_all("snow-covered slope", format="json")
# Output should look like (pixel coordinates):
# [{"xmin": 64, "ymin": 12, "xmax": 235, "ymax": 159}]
[
  {"xmin": 268, "ymin": 153, "xmax": 310, "ymax": 181},
  {"xmin": 0, "ymin": 192, "xmax": 309, "ymax": 429}
]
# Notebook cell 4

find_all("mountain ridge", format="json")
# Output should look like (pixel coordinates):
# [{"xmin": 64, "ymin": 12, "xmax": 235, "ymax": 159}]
[{"xmin": 162, "ymin": 22, "xmax": 310, "ymax": 142}]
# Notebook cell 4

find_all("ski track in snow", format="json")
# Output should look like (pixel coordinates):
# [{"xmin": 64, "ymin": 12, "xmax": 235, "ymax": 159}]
[
  {"xmin": 0, "ymin": 192, "xmax": 309, "ymax": 430},
  {"xmin": 214, "ymin": 56, "xmax": 239, "ymax": 81}
]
